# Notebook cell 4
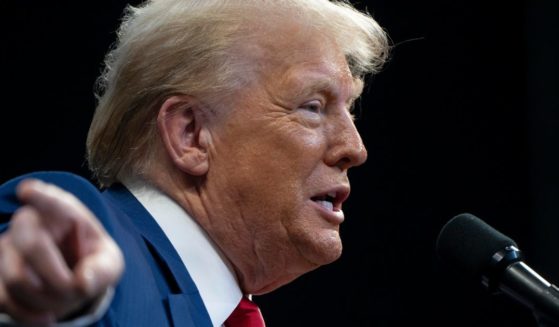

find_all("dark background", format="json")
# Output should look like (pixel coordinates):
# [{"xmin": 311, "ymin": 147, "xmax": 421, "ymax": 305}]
[{"xmin": 1, "ymin": 1, "xmax": 558, "ymax": 326}]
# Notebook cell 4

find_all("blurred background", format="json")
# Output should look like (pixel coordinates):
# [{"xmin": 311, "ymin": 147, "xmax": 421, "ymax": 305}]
[{"xmin": 1, "ymin": 0, "xmax": 558, "ymax": 325}]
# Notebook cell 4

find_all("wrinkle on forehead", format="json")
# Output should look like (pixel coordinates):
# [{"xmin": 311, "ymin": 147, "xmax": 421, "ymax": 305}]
[{"xmin": 230, "ymin": 16, "xmax": 366, "ymax": 111}]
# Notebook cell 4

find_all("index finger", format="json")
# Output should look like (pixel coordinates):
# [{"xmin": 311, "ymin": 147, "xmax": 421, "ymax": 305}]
[{"xmin": 15, "ymin": 179, "xmax": 105, "ymax": 243}]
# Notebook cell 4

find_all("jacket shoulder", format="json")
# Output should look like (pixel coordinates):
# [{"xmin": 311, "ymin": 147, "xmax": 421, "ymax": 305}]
[{"xmin": 0, "ymin": 171, "xmax": 108, "ymax": 226}]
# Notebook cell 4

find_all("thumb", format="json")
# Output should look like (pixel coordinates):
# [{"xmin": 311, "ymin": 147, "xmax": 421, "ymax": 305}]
[{"xmin": 73, "ymin": 238, "xmax": 124, "ymax": 298}]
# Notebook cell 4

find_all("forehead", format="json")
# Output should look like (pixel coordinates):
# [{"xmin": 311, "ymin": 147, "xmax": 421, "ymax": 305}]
[{"xmin": 244, "ymin": 19, "xmax": 362, "ymax": 99}]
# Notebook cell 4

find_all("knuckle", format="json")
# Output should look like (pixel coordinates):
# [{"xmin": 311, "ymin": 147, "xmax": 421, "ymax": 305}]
[
  {"xmin": 15, "ymin": 232, "xmax": 47, "ymax": 258},
  {"xmin": 10, "ymin": 207, "xmax": 40, "ymax": 234},
  {"xmin": 12, "ymin": 206, "xmax": 37, "ymax": 223}
]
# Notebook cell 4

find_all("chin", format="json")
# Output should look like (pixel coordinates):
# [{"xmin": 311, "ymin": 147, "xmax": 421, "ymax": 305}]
[
  {"xmin": 242, "ymin": 232, "xmax": 342, "ymax": 295},
  {"xmin": 299, "ymin": 229, "xmax": 343, "ymax": 266}
]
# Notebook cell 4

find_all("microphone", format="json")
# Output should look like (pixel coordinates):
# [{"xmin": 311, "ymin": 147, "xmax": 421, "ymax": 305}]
[{"xmin": 436, "ymin": 213, "xmax": 559, "ymax": 324}]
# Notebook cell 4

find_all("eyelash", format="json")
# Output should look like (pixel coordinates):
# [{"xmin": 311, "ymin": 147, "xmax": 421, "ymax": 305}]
[
  {"xmin": 299, "ymin": 100, "xmax": 357, "ymax": 120},
  {"xmin": 300, "ymin": 100, "xmax": 323, "ymax": 113}
]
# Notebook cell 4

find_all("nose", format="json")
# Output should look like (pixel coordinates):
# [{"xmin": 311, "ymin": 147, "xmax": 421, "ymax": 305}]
[{"xmin": 325, "ymin": 111, "xmax": 368, "ymax": 171}]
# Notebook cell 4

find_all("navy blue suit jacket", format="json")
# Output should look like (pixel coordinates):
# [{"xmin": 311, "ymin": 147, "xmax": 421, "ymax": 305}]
[{"xmin": 0, "ymin": 171, "xmax": 213, "ymax": 327}]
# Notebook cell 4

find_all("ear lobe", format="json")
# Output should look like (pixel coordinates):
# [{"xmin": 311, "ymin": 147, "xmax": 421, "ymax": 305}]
[{"xmin": 157, "ymin": 95, "xmax": 210, "ymax": 176}]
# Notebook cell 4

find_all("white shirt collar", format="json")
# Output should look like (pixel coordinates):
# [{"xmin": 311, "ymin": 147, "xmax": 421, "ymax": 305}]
[{"xmin": 122, "ymin": 179, "xmax": 242, "ymax": 327}]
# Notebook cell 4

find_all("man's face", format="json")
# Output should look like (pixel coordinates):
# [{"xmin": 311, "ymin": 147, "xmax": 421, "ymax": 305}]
[{"xmin": 202, "ymin": 22, "xmax": 368, "ymax": 293}]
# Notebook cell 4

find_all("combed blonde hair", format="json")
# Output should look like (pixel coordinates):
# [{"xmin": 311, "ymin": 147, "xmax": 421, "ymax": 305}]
[{"xmin": 86, "ymin": 0, "xmax": 389, "ymax": 187}]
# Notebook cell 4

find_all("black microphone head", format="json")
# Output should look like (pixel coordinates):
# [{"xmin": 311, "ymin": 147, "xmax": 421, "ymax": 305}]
[{"xmin": 436, "ymin": 213, "xmax": 518, "ymax": 278}]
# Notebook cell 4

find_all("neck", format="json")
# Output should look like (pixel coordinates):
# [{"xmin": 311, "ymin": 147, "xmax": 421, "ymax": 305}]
[{"xmin": 141, "ymin": 167, "xmax": 314, "ymax": 295}]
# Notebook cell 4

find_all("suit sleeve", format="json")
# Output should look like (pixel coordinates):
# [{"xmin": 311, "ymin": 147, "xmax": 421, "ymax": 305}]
[{"xmin": 0, "ymin": 171, "xmax": 117, "ymax": 327}]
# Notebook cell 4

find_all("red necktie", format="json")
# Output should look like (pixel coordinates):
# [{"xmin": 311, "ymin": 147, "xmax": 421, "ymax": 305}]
[{"xmin": 224, "ymin": 295, "xmax": 266, "ymax": 327}]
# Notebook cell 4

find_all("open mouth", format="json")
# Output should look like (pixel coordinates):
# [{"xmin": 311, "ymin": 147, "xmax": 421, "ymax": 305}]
[{"xmin": 311, "ymin": 192, "xmax": 337, "ymax": 212}]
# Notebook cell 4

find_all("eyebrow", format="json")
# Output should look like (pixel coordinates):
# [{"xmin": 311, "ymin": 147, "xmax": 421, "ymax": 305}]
[{"xmin": 290, "ymin": 74, "xmax": 364, "ymax": 107}]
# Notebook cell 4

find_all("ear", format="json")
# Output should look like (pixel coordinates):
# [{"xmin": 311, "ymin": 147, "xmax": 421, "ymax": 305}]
[{"xmin": 157, "ymin": 95, "xmax": 210, "ymax": 176}]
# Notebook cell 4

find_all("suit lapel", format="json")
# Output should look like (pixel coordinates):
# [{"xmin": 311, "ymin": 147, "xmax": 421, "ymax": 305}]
[{"xmin": 104, "ymin": 185, "xmax": 213, "ymax": 327}]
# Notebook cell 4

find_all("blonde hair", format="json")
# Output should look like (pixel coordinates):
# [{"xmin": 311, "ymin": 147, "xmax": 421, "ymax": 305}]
[{"xmin": 86, "ymin": 0, "xmax": 389, "ymax": 187}]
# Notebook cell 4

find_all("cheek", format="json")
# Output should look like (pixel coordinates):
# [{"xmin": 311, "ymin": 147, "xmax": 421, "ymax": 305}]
[
  {"xmin": 209, "ymin": 117, "xmax": 327, "ymax": 213},
  {"xmin": 299, "ymin": 131, "xmax": 323, "ymax": 151},
  {"xmin": 240, "ymin": 125, "xmax": 325, "ymax": 178},
  {"xmin": 274, "ymin": 125, "xmax": 325, "ymax": 164}
]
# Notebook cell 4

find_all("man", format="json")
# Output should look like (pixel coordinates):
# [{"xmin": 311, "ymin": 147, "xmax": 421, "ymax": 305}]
[{"xmin": 0, "ymin": 0, "xmax": 388, "ymax": 326}]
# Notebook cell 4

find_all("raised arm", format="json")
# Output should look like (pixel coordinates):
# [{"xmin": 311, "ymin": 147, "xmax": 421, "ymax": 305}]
[{"xmin": 0, "ymin": 179, "xmax": 124, "ymax": 326}]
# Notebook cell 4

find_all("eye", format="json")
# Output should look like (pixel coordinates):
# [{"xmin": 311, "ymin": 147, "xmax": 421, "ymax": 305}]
[{"xmin": 299, "ymin": 100, "xmax": 323, "ymax": 113}]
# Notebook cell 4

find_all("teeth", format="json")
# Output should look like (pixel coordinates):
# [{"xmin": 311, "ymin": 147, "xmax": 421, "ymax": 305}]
[
  {"xmin": 316, "ymin": 200, "xmax": 334, "ymax": 211},
  {"xmin": 327, "ymin": 192, "xmax": 336, "ymax": 198}
]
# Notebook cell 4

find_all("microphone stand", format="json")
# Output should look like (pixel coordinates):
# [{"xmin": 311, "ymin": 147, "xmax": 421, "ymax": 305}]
[{"xmin": 483, "ymin": 246, "xmax": 559, "ymax": 326}]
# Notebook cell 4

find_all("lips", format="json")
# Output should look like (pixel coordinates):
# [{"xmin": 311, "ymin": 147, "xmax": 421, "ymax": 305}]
[
  {"xmin": 310, "ymin": 186, "xmax": 350, "ymax": 223},
  {"xmin": 311, "ymin": 192, "xmax": 337, "ymax": 211},
  {"xmin": 311, "ymin": 187, "xmax": 349, "ymax": 211}
]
